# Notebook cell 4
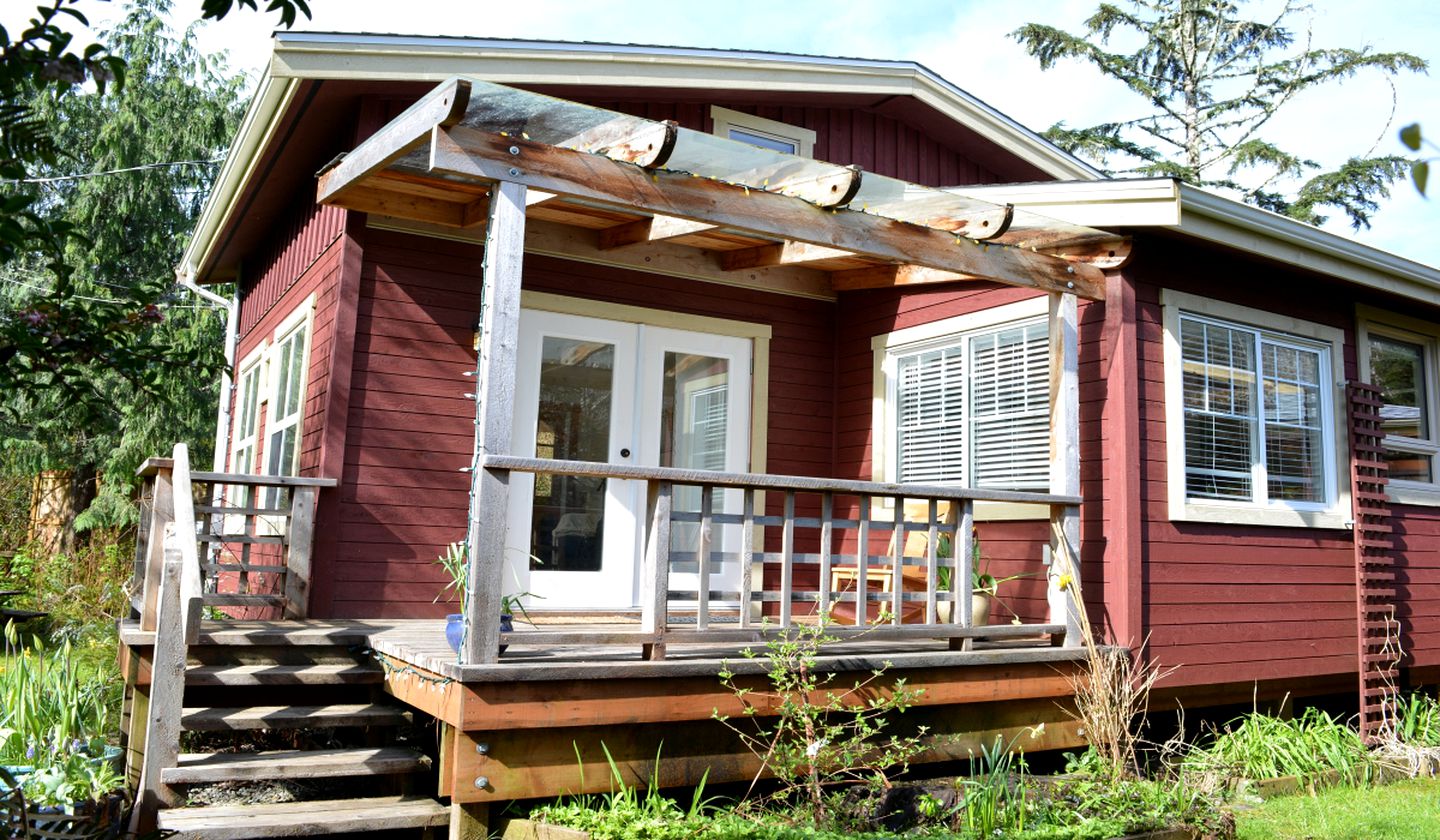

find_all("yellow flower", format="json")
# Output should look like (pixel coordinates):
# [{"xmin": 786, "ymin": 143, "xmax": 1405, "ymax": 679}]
[{"xmin": 1057, "ymin": 573, "xmax": 1074, "ymax": 591}]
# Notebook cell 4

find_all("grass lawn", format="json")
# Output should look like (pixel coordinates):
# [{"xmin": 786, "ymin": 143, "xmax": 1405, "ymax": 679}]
[{"xmin": 1236, "ymin": 777, "xmax": 1440, "ymax": 840}]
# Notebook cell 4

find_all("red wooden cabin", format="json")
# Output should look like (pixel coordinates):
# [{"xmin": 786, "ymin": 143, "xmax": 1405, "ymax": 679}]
[{"xmin": 118, "ymin": 34, "xmax": 1440, "ymax": 836}]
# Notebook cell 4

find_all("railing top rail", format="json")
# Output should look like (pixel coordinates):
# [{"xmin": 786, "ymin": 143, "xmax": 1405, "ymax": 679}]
[
  {"xmin": 136, "ymin": 457, "xmax": 176, "ymax": 478},
  {"xmin": 189, "ymin": 471, "xmax": 339, "ymax": 489},
  {"xmin": 483, "ymin": 455, "xmax": 1083, "ymax": 507}
]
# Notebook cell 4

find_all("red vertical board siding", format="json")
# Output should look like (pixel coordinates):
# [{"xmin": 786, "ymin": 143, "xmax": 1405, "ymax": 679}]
[
  {"xmin": 238, "ymin": 201, "xmax": 346, "ymax": 338},
  {"xmin": 327, "ymin": 229, "xmax": 835, "ymax": 617}
]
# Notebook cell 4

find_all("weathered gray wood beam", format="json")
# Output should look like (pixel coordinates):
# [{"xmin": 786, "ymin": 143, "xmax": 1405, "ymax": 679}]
[
  {"xmin": 720, "ymin": 240, "xmax": 853, "ymax": 271},
  {"xmin": 423, "ymin": 127, "xmax": 1104, "ymax": 299},
  {"xmin": 462, "ymin": 180, "xmax": 527, "ymax": 665},
  {"xmin": 316, "ymin": 77, "xmax": 470, "ymax": 203}
]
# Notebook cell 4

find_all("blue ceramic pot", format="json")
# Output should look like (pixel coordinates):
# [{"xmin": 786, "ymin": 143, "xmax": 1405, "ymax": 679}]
[{"xmin": 445, "ymin": 613, "xmax": 515, "ymax": 654}]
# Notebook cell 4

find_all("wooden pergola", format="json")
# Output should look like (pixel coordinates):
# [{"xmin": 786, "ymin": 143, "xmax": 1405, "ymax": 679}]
[{"xmin": 316, "ymin": 77, "xmax": 1119, "ymax": 663}]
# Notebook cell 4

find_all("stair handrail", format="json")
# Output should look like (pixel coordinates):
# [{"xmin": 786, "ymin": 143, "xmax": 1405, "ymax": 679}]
[
  {"xmin": 169, "ymin": 443, "xmax": 205, "ymax": 644},
  {"xmin": 128, "ymin": 520, "xmax": 192, "ymax": 833}
]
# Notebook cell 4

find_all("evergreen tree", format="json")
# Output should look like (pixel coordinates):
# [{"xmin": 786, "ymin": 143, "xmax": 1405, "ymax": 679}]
[
  {"xmin": 0, "ymin": 0, "xmax": 247, "ymax": 529},
  {"xmin": 1013, "ymin": 0, "xmax": 1428, "ymax": 228}
]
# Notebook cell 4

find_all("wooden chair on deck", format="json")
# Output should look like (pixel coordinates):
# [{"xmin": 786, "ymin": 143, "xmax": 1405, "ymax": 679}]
[{"xmin": 828, "ymin": 500, "xmax": 955, "ymax": 625}]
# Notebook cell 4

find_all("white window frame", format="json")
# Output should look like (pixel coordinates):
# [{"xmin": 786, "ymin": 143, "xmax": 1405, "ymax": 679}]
[
  {"xmin": 1161, "ymin": 289, "xmax": 1348, "ymax": 529},
  {"xmin": 710, "ymin": 105, "xmax": 815, "ymax": 158},
  {"xmin": 1358, "ymin": 304, "xmax": 1440, "ymax": 506},
  {"xmin": 230, "ymin": 343, "xmax": 266, "ymax": 475},
  {"xmin": 258, "ymin": 299, "xmax": 315, "ymax": 496},
  {"xmin": 871, "ymin": 297, "xmax": 1050, "ymax": 520}
]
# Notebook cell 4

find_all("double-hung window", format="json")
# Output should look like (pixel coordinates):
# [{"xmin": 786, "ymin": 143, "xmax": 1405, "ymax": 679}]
[
  {"xmin": 874, "ymin": 298, "xmax": 1050, "ymax": 495},
  {"xmin": 227, "ymin": 298, "xmax": 314, "ymax": 512},
  {"xmin": 231, "ymin": 356, "xmax": 263, "ymax": 475},
  {"xmin": 1162, "ymin": 291, "xmax": 1346, "ymax": 527},
  {"xmin": 1359, "ymin": 307, "xmax": 1440, "ymax": 504}
]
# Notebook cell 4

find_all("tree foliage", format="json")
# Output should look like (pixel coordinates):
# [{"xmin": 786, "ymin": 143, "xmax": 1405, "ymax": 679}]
[
  {"xmin": 0, "ymin": 0, "xmax": 295, "ymax": 528},
  {"xmin": 1013, "ymin": 0, "xmax": 1428, "ymax": 229}
]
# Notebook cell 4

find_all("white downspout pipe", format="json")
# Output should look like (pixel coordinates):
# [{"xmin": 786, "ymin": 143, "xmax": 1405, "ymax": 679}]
[{"xmin": 176, "ymin": 267, "xmax": 238, "ymax": 474}]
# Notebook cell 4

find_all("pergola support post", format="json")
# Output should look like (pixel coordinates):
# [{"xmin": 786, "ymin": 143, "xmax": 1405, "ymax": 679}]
[
  {"xmin": 1048, "ymin": 291, "xmax": 1084, "ymax": 647},
  {"xmin": 463, "ymin": 180, "xmax": 527, "ymax": 665}
]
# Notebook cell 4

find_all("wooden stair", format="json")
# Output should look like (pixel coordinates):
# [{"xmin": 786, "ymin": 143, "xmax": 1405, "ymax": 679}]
[
  {"xmin": 1348, "ymin": 382, "xmax": 1403, "ymax": 744},
  {"xmin": 150, "ymin": 633, "xmax": 445, "ymax": 838}
]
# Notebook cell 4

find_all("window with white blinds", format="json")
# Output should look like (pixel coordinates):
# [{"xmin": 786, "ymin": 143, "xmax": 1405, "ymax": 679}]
[
  {"xmin": 892, "ymin": 318, "xmax": 1049, "ymax": 490},
  {"xmin": 1179, "ymin": 313, "xmax": 1329, "ymax": 507}
]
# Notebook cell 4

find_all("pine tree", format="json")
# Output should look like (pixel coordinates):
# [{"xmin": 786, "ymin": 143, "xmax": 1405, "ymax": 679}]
[{"xmin": 1013, "ymin": 0, "xmax": 1427, "ymax": 228}]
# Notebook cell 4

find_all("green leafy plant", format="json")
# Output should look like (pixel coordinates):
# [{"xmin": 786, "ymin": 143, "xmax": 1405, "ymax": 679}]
[
  {"xmin": 713, "ymin": 618, "xmax": 929, "ymax": 824},
  {"xmin": 528, "ymin": 742, "xmax": 720, "ymax": 840},
  {"xmin": 434, "ymin": 540, "xmax": 539, "ymax": 620},
  {"xmin": 1182, "ymin": 706, "xmax": 1373, "ymax": 789},
  {"xmin": 0, "ymin": 621, "xmax": 113, "ymax": 766}
]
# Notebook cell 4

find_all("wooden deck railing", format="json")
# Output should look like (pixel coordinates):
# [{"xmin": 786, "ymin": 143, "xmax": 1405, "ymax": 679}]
[
  {"xmin": 479, "ymin": 455, "xmax": 1083, "ymax": 660},
  {"xmin": 133, "ymin": 445, "xmax": 337, "ymax": 627}
]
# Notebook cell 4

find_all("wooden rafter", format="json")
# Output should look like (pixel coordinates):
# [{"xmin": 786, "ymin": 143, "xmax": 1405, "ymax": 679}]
[
  {"xmin": 720, "ymin": 241, "xmax": 853, "ymax": 271},
  {"xmin": 315, "ymin": 78, "xmax": 1109, "ymax": 299},
  {"xmin": 417, "ymin": 127, "xmax": 1101, "ymax": 298},
  {"xmin": 599, "ymin": 215, "xmax": 717, "ymax": 250},
  {"xmin": 829, "ymin": 265, "xmax": 979, "ymax": 292}
]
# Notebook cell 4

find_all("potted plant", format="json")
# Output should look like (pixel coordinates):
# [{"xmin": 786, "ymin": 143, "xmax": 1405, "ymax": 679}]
[
  {"xmin": 935, "ymin": 534, "xmax": 1034, "ymax": 626},
  {"xmin": 435, "ymin": 541, "xmax": 538, "ymax": 654}
]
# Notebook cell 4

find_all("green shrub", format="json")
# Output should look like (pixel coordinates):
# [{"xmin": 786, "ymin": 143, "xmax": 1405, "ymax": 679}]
[
  {"xmin": 1183, "ymin": 707, "xmax": 1372, "ymax": 787},
  {"xmin": 0, "ymin": 622, "xmax": 115, "ymax": 766}
]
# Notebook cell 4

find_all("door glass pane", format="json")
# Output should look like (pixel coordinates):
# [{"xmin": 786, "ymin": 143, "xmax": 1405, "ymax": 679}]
[
  {"xmin": 531, "ymin": 337, "xmax": 614, "ymax": 572},
  {"xmin": 662, "ymin": 353, "xmax": 730, "ymax": 568}
]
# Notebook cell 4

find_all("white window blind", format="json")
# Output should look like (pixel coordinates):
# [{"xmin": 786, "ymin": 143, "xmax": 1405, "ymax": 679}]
[
  {"xmin": 970, "ymin": 321, "xmax": 1050, "ymax": 490},
  {"xmin": 1179, "ymin": 313, "xmax": 1327, "ymax": 506},
  {"xmin": 894, "ymin": 318, "xmax": 1049, "ymax": 489}
]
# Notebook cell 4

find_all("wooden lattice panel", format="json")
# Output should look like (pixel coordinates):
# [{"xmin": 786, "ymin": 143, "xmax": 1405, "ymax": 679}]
[{"xmin": 1348, "ymin": 382, "xmax": 1401, "ymax": 742}]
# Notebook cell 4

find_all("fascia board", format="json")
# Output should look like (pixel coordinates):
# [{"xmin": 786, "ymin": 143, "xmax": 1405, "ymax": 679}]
[
  {"xmin": 1178, "ymin": 184, "xmax": 1440, "ymax": 307},
  {"xmin": 947, "ymin": 179, "xmax": 1181, "ymax": 226}
]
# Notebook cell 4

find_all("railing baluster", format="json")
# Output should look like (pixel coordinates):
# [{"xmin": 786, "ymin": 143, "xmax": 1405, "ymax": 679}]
[
  {"xmin": 955, "ymin": 499, "xmax": 975, "ymax": 650},
  {"xmin": 780, "ymin": 491, "xmax": 795, "ymax": 627},
  {"xmin": 640, "ymin": 481, "xmax": 672, "ymax": 661},
  {"xmin": 740, "ymin": 488, "xmax": 755, "ymax": 629},
  {"xmin": 819, "ymin": 492, "xmax": 834, "ymax": 620},
  {"xmin": 697, "ymin": 484, "xmax": 713, "ymax": 631},
  {"xmin": 856, "ymin": 494, "xmax": 870, "ymax": 627},
  {"xmin": 890, "ymin": 496, "xmax": 904, "ymax": 625},
  {"xmin": 925, "ymin": 498, "xmax": 939, "ymax": 625}
]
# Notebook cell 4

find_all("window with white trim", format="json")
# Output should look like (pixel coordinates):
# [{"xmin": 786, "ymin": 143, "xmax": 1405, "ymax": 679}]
[
  {"xmin": 710, "ymin": 106, "xmax": 815, "ymax": 157},
  {"xmin": 1162, "ymin": 290, "xmax": 1347, "ymax": 528},
  {"xmin": 880, "ymin": 308, "xmax": 1050, "ymax": 491},
  {"xmin": 231, "ymin": 354, "xmax": 263, "ymax": 474},
  {"xmin": 265, "ymin": 318, "xmax": 308, "ymax": 483},
  {"xmin": 1359, "ymin": 308, "xmax": 1440, "ymax": 504}
]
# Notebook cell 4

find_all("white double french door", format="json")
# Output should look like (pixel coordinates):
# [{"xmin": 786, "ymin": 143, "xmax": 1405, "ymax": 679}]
[{"xmin": 505, "ymin": 309, "xmax": 752, "ymax": 610}]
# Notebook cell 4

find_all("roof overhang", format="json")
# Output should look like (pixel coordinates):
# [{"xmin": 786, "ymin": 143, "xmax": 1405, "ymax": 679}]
[
  {"xmin": 949, "ymin": 178, "xmax": 1440, "ymax": 308},
  {"xmin": 315, "ymin": 77, "xmax": 1116, "ymax": 300},
  {"xmin": 178, "ymin": 34, "xmax": 1102, "ymax": 285}
]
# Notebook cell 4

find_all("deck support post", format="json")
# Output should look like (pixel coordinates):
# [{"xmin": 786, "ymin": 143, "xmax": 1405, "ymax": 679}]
[
  {"xmin": 449, "ymin": 801, "xmax": 490, "ymax": 840},
  {"xmin": 1048, "ymin": 291, "xmax": 1084, "ymax": 647},
  {"xmin": 463, "ymin": 179, "xmax": 528, "ymax": 665}
]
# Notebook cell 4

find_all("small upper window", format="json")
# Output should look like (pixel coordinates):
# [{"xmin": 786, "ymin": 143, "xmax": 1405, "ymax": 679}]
[
  {"xmin": 711, "ymin": 106, "xmax": 815, "ymax": 158},
  {"xmin": 1359, "ymin": 307, "xmax": 1440, "ymax": 504}
]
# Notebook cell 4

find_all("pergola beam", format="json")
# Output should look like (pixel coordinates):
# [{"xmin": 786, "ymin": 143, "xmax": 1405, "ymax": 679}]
[
  {"xmin": 316, "ymin": 77, "xmax": 471, "ymax": 203},
  {"xmin": 406, "ymin": 126, "xmax": 1103, "ymax": 299}
]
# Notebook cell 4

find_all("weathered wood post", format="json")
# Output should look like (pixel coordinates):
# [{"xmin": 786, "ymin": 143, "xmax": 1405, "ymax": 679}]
[
  {"xmin": 284, "ymin": 485, "xmax": 319, "ymax": 618},
  {"xmin": 462, "ymin": 179, "xmax": 527, "ymax": 665},
  {"xmin": 169, "ymin": 443, "xmax": 204, "ymax": 645},
  {"xmin": 138, "ymin": 462, "xmax": 175, "ymax": 632},
  {"xmin": 1049, "ymin": 291, "xmax": 1084, "ymax": 647},
  {"xmin": 129, "ymin": 527, "xmax": 190, "ymax": 833}
]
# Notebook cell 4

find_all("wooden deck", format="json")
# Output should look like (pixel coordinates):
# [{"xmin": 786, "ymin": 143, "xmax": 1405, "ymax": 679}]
[{"xmin": 120, "ymin": 617, "xmax": 1088, "ymax": 682}]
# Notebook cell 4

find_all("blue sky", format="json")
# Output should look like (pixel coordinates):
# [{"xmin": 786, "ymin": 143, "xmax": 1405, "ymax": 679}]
[{"xmin": 26, "ymin": 0, "xmax": 1440, "ymax": 267}]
